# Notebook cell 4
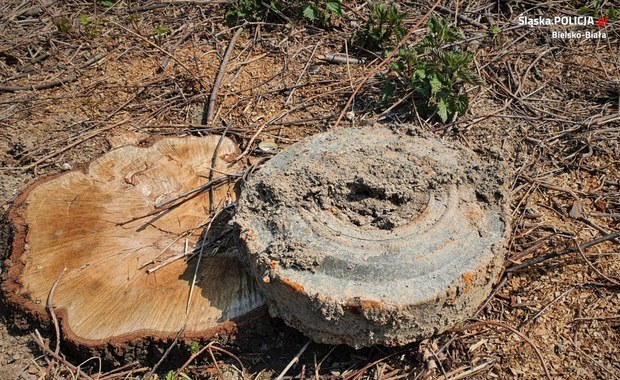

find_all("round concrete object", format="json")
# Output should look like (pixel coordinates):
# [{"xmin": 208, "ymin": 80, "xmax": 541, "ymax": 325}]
[{"xmin": 235, "ymin": 126, "xmax": 509, "ymax": 348}]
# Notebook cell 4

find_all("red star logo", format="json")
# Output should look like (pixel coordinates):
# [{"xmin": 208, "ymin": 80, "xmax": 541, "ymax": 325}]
[{"xmin": 596, "ymin": 16, "xmax": 608, "ymax": 28}]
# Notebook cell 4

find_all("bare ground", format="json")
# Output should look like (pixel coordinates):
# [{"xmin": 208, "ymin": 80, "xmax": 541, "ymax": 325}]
[{"xmin": 1, "ymin": 0, "xmax": 619, "ymax": 379}]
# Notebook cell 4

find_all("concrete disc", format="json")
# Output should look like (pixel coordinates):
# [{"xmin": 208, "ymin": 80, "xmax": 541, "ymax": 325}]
[{"xmin": 235, "ymin": 126, "xmax": 510, "ymax": 348}]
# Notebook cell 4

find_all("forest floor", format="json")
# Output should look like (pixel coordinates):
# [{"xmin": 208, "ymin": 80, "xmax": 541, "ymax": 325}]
[{"xmin": 1, "ymin": 0, "xmax": 619, "ymax": 379}]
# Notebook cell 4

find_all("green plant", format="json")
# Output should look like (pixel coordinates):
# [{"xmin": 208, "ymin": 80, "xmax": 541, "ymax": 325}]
[
  {"xmin": 189, "ymin": 341, "xmax": 201, "ymax": 355},
  {"xmin": 79, "ymin": 15, "xmax": 91, "ymax": 26},
  {"xmin": 224, "ymin": 0, "xmax": 343, "ymax": 27},
  {"xmin": 489, "ymin": 24, "xmax": 501, "ymax": 36},
  {"xmin": 164, "ymin": 371, "xmax": 191, "ymax": 380},
  {"xmin": 301, "ymin": 0, "xmax": 343, "ymax": 26},
  {"xmin": 99, "ymin": 0, "xmax": 118, "ymax": 6},
  {"xmin": 354, "ymin": 3, "xmax": 406, "ymax": 51},
  {"xmin": 153, "ymin": 25, "xmax": 171, "ymax": 37},
  {"xmin": 577, "ymin": 0, "xmax": 617, "ymax": 18},
  {"xmin": 224, "ymin": 0, "xmax": 262, "ymax": 24},
  {"xmin": 54, "ymin": 17, "xmax": 72, "ymax": 34},
  {"xmin": 78, "ymin": 15, "xmax": 100, "ymax": 38},
  {"xmin": 390, "ymin": 17, "xmax": 481, "ymax": 122}
]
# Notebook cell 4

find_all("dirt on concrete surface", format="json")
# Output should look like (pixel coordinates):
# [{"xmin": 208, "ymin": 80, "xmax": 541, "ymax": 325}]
[
  {"xmin": 237, "ymin": 125, "xmax": 509, "ymax": 271},
  {"xmin": 235, "ymin": 125, "xmax": 510, "ymax": 348}
]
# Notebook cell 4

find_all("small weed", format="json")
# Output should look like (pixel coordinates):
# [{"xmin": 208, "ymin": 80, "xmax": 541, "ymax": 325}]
[
  {"xmin": 78, "ymin": 15, "xmax": 99, "ymax": 38},
  {"xmin": 153, "ymin": 25, "xmax": 171, "ymax": 37},
  {"xmin": 300, "ymin": 0, "xmax": 343, "ymax": 26},
  {"xmin": 99, "ymin": 0, "xmax": 118, "ymax": 7},
  {"xmin": 224, "ymin": 0, "xmax": 262, "ymax": 24},
  {"xmin": 164, "ymin": 370, "xmax": 191, "ymax": 380},
  {"xmin": 54, "ymin": 17, "xmax": 72, "ymax": 34},
  {"xmin": 225, "ymin": 0, "xmax": 343, "ymax": 27},
  {"xmin": 79, "ymin": 15, "xmax": 91, "ymax": 26},
  {"xmin": 390, "ymin": 17, "xmax": 481, "ymax": 122},
  {"xmin": 489, "ymin": 24, "xmax": 501, "ymax": 36},
  {"xmin": 189, "ymin": 341, "xmax": 201, "ymax": 355},
  {"xmin": 578, "ymin": 0, "xmax": 617, "ymax": 19},
  {"xmin": 354, "ymin": 3, "xmax": 406, "ymax": 51}
]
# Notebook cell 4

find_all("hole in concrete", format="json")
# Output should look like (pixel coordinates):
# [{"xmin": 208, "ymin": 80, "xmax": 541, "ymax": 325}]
[{"xmin": 236, "ymin": 126, "xmax": 510, "ymax": 348}]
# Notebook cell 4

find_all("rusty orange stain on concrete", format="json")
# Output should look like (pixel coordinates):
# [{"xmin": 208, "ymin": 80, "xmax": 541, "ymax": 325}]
[
  {"xmin": 245, "ymin": 229, "xmax": 258, "ymax": 241},
  {"xmin": 464, "ymin": 204, "xmax": 484, "ymax": 222},
  {"xmin": 279, "ymin": 277, "xmax": 304, "ymax": 292},
  {"xmin": 346, "ymin": 298, "xmax": 383, "ymax": 311},
  {"xmin": 463, "ymin": 272, "xmax": 476, "ymax": 292},
  {"xmin": 359, "ymin": 299, "xmax": 382, "ymax": 310}
]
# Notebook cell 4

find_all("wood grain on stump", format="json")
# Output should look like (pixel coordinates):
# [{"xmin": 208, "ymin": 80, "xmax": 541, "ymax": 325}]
[{"xmin": 1, "ymin": 136, "xmax": 265, "ymax": 358}]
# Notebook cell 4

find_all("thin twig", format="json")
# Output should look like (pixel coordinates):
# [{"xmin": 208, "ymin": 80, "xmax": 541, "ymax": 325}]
[
  {"xmin": 507, "ymin": 230, "xmax": 620, "ymax": 272},
  {"xmin": 575, "ymin": 239, "xmax": 620, "ymax": 286},
  {"xmin": 109, "ymin": 21, "xmax": 195, "ymax": 76},
  {"xmin": 202, "ymin": 27, "xmax": 244, "ymax": 125},
  {"xmin": 566, "ymin": 334, "xmax": 620, "ymax": 380},
  {"xmin": 435, "ymin": 5, "xmax": 487, "ymax": 29},
  {"xmin": 442, "ymin": 360, "xmax": 495, "ymax": 380},
  {"xmin": 186, "ymin": 203, "xmax": 234, "ymax": 315},
  {"xmin": 520, "ymin": 286, "xmax": 575, "ymax": 328},
  {"xmin": 343, "ymin": 352, "xmax": 402, "ymax": 380},
  {"xmin": 7, "ymin": 118, "xmax": 130, "ymax": 172},
  {"xmin": 160, "ymin": 27, "xmax": 195, "ymax": 71},
  {"xmin": 175, "ymin": 341, "xmax": 217, "ymax": 376},
  {"xmin": 209, "ymin": 345, "xmax": 246, "ymax": 373},
  {"xmin": 126, "ymin": 0, "xmax": 230, "ymax": 13},
  {"xmin": 208, "ymin": 122, "xmax": 232, "ymax": 213},
  {"xmin": 31, "ymin": 330, "xmax": 93, "ymax": 380},
  {"xmin": 276, "ymin": 339, "xmax": 311, "ymax": 380},
  {"xmin": 451, "ymin": 320, "xmax": 551, "ymax": 380},
  {"xmin": 177, "ymin": 343, "xmax": 245, "ymax": 376},
  {"xmin": 46, "ymin": 268, "xmax": 67, "ymax": 355},
  {"xmin": 146, "ymin": 238, "xmax": 190, "ymax": 274},
  {"xmin": 0, "ymin": 75, "xmax": 78, "ymax": 93},
  {"xmin": 285, "ymin": 43, "xmax": 320, "ymax": 106},
  {"xmin": 154, "ymin": 173, "xmax": 241, "ymax": 209},
  {"xmin": 0, "ymin": 52, "xmax": 107, "ymax": 93},
  {"xmin": 144, "ymin": 327, "xmax": 185, "ymax": 380}
]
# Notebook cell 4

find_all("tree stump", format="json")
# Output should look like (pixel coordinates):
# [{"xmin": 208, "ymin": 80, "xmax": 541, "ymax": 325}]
[
  {"xmin": 1, "ymin": 136, "xmax": 265, "ymax": 361},
  {"xmin": 235, "ymin": 126, "xmax": 510, "ymax": 348}
]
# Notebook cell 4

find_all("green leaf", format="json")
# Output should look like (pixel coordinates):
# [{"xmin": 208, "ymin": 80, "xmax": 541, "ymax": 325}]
[
  {"xmin": 224, "ymin": 10, "xmax": 238, "ymax": 25},
  {"xmin": 578, "ymin": 6, "xmax": 591, "ymax": 15},
  {"xmin": 55, "ymin": 17, "xmax": 72, "ymax": 34},
  {"xmin": 79, "ymin": 15, "xmax": 91, "ymax": 26},
  {"xmin": 455, "ymin": 94, "xmax": 469, "ymax": 114},
  {"xmin": 325, "ymin": 0, "xmax": 342, "ymax": 16},
  {"xmin": 100, "ymin": 0, "xmax": 116, "ymax": 6},
  {"xmin": 380, "ymin": 82, "xmax": 396, "ymax": 103},
  {"xmin": 412, "ymin": 67, "xmax": 426, "ymax": 80},
  {"xmin": 429, "ymin": 74, "xmax": 442, "ymax": 95},
  {"xmin": 153, "ymin": 25, "xmax": 170, "ymax": 36},
  {"xmin": 437, "ymin": 98, "xmax": 448, "ymax": 122},
  {"xmin": 303, "ymin": 5, "xmax": 316, "ymax": 21}
]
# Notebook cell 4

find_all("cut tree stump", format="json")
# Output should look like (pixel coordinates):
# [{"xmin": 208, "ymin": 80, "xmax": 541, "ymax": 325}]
[
  {"xmin": 1, "ymin": 136, "xmax": 265, "ymax": 362},
  {"xmin": 236, "ymin": 126, "xmax": 510, "ymax": 348}
]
